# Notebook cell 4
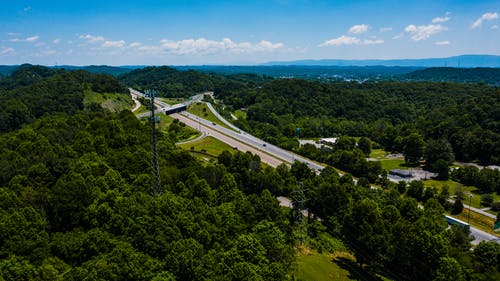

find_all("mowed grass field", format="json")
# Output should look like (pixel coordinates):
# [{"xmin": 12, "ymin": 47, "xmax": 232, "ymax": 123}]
[
  {"xmin": 370, "ymin": 149, "xmax": 407, "ymax": 172},
  {"xmin": 187, "ymin": 102, "xmax": 232, "ymax": 129},
  {"xmin": 177, "ymin": 136, "xmax": 235, "ymax": 157},
  {"xmin": 295, "ymin": 251, "xmax": 392, "ymax": 281},
  {"xmin": 295, "ymin": 252, "xmax": 352, "ymax": 281}
]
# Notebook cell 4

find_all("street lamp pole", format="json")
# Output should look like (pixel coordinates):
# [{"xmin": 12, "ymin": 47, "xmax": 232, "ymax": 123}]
[{"xmin": 467, "ymin": 195, "xmax": 473, "ymax": 225}]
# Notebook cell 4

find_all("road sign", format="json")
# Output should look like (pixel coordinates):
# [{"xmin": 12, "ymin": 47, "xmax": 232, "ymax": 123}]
[{"xmin": 494, "ymin": 222, "xmax": 500, "ymax": 232}]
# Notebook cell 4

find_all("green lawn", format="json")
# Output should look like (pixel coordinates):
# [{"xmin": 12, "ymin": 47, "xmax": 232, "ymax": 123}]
[
  {"xmin": 158, "ymin": 97, "xmax": 188, "ymax": 105},
  {"xmin": 369, "ymin": 149, "xmax": 388, "ymax": 159},
  {"xmin": 296, "ymin": 252, "xmax": 353, "ymax": 281},
  {"xmin": 368, "ymin": 149, "xmax": 407, "ymax": 172},
  {"xmin": 233, "ymin": 109, "xmax": 247, "ymax": 120},
  {"xmin": 187, "ymin": 102, "xmax": 232, "ymax": 130},
  {"xmin": 379, "ymin": 159, "xmax": 406, "ymax": 172},
  {"xmin": 177, "ymin": 136, "xmax": 235, "ymax": 157},
  {"xmin": 158, "ymin": 115, "xmax": 175, "ymax": 129},
  {"xmin": 295, "ymin": 251, "xmax": 392, "ymax": 281},
  {"xmin": 84, "ymin": 90, "xmax": 133, "ymax": 112},
  {"xmin": 423, "ymin": 179, "xmax": 463, "ymax": 192}
]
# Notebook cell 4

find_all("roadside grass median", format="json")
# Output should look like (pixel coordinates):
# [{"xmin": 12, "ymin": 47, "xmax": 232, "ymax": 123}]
[{"xmin": 187, "ymin": 102, "xmax": 232, "ymax": 130}]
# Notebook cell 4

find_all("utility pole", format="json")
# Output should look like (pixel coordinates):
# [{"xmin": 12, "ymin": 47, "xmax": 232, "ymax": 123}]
[
  {"xmin": 146, "ymin": 89, "xmax": 161, "ymax": 196},
  {"xmin": 291, "ymin": 182, "xmax": 308, "ymax": 246}
]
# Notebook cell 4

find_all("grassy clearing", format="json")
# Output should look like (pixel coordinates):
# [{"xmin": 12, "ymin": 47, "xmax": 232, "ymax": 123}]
[
  {"xmin": 379, "ymin": 159, "xmax": 406, "ymax": 172},
  {"xmin": 233, "ymin": 109, "xmax": 247, "ymax": 120},
  {"xmin": 187, "ymin": 102, "xmax": 232, "ymax": 130},
  {"xmin": 158, "ymin": 97, "xmax": 188, "ymax": 105},
  {"xmin": 158, "ymin": 115, "xmax": 175, "ymax": 129},
  {"xmin": 177, "ymin": 136, "xmax": 235, "ymax": 157},
  {"xmin": 368, "ymin": 149, "xmax": 406, "ymax": 172},
  {"xmin": 423, "ymin": 179, "xmax": 463, "ymax": 193},
  {"xmin": 461, "ymin": 186, "xmax": 500, "ymax": 208},
  {"xmin": 369, "ymin": 149, "xmax": 388, "ymax": 159},
  {"xmin": 295, "ymin": 252, "xmax": 353, "ymax": 281},
  {"xmin": 84, "ymin": 91, "xmax": 133, "ymax": 112},
  {"xmin": 295, "ymin": 250, "xmax": 392, "ymax": 281}
]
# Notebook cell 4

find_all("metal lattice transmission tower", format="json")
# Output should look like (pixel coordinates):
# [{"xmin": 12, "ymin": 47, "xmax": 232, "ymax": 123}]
[
  {"xmin": 146, "ymin": 89, "xmax": 161, "ymax": 196},
  {"xmin": 291, "ymin": 182, "xmax": 308, "ymax": 245}
]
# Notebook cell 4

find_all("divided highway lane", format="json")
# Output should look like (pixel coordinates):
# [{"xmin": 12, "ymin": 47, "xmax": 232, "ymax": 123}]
[
  {"xmin": 178, "ymin": 111, "xmax": 325, "ymax": 171},
  {"xmin": 171, "ymin": 112, "xmax": 285, "ymax": 167}
]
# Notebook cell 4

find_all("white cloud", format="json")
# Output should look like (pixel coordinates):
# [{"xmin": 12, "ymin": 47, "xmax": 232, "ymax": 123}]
[
  {"xmin": 319, "ymin": 35, "xmax": 360, "ymax": 47},
  {"xmin": 79, "ymin": 34, "xmax": 105, "ymax": 43},
  {"xmin": 319, "ymin": 36, "xmax": 384, "ymax": 47},
  {"xmin": 349, "ymin": 24, "xmax": 370, "ymax": 34},
  {"xmin": 379, "ymin": 27, "xmax": 393, "ymax": 32},
  {"xmin": 0, "ymin": 47, "xmax": 15, "ymax": 55},
  {"xmin": 404, "ymin": 24, "xmax": 447, "ymax": 41},
  {"xmin": 128, "ymin": 42, "xmax": 142, "ymax": 48},
  {"xmin": 7, "ymin": 32, "xmax": 21, "ymax": 36},
  {"xmin": 156, "ymin": 37, "xmax": 284, "ymax": 55},
  {"xmin": 25, "ymin": 36, "xmax": 39, "ymax": 42},
  {"xmin": 103, "ymin": 40, "xmax": 125, "ymax": 48},
  {"xmin": 392, "ymin": 33, "xmax": 404, "ymax": 39},
  {"xmin": 363, "ymin": 39, "xmax": 384, "ymax": 45},
  {"xmin": 471, "ymin": 12, "xmax": 498, "ymax": 29},
  {"xmin": 8, "ymin": 35, "xmax": 39, "ymax": 42},
  {"xmin": 435, "ymin": 41, "xmax": 450, "ymax": 45},
  {"xmin": 491, "ymin": 25, "xmax": 499, "ymax": 30},
  {"xmin": 432, "ymin": 16, "xmax": 450, "ymax": 23},
  {"xmin": 23, "ymin": 6, "xmax": 32, "ymax": 12}
]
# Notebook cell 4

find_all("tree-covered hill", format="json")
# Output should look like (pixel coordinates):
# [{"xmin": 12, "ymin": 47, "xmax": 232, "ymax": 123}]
[
  {"xmin": 401, "ymin": 67, "xmax": 500, "ymax": 86},
  {"xmin": 55, "ymin": 65, "xmax": 135, "ymax": 77},
  {"xmin": 216, "ymin": 78, "xmax": 500, "ymax": 165},
  {"xmin": 118, "ymin": 66, "xmax": 271, "ymax": 98},
  {"xmin": 0, "ymin": 65, "xmax": 127, "ymax": 132},
  {"xmin": 0, "ymin": 109, "xmax": 298, "ymax": 280},
  {"xmin": 118, "ymin": 66, "xmax": 219, "ymax": 97},
  {"xmin": 2, "ymin": 64, "xmax": 500, "ymax": 281}
]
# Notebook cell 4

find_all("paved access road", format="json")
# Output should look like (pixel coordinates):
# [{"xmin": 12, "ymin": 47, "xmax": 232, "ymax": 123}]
[{"xmin": 131, "ymin": 88, "xmax": 499, "ymax": 244}]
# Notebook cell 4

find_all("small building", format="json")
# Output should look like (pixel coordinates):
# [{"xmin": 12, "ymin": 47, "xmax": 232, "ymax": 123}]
[
  {"xmin": 317, "ymin": 138, "xmax": 338, "ymax": 147},
  {"xmin": 389, "ymin": 169, "xmax": 412, "ymax": 178}
]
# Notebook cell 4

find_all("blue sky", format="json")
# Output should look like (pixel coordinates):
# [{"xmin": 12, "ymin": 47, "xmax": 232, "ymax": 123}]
[{"xmin": 0, "ymin": 0, "xmax": 499, "ymax": 65}]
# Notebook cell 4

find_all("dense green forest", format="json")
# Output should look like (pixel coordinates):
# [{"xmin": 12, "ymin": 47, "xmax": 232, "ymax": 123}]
[
  {"xmin": 212, "ymin": 79, "xmax": 500, "ymax": 166},
  {"xmin": 0, "ymin": 64, "xmax": 127, "ymax": 133},
  {"xmin": 2, "ymin": 65, "xmax": 500, "ymax": 280},
  {"xmin": 118, "ymin": 66, "xmax": 220, "ymax": 97},
  {"xmin": 402, "ymin": 67, "xmax": 500, "ymax": 86}
]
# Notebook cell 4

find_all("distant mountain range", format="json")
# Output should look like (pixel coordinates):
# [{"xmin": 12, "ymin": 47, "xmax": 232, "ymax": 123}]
[
  {"xmin": 0, "ymin": 65, "xmax": 138, "ymax": 77},
  {"xmin": 263, "ymin": 55, "xmax": 500, "ymax": 68},
  {"xmin": 1, "ymin": 56, "xmax": 499, "ymax": 85}
]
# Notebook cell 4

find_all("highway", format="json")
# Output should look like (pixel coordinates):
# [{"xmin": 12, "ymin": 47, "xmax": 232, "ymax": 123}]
[
  {"xmin": 130, "ymin": 88, "xmax": 499, "ymax": 245},
  {"xmin": 130, "ymin": 88, "xmax": 324, "ymax": 170},
  {"xmin": 170, "ymin": 112, "xmax": 285, "ymax": 167},
  {"xmin": 177, "ymin": 110, "xmax": 325, "ymax": 171}
]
